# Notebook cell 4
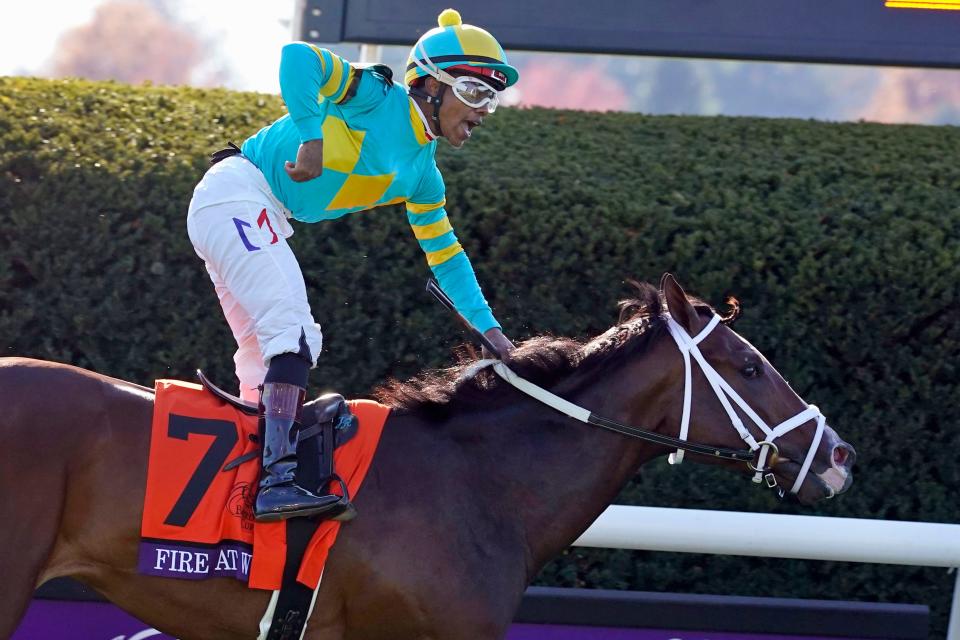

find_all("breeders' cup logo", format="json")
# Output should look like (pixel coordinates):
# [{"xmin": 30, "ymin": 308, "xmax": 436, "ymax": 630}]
[
  {"xmin": 110, "ymin": 630, "xmax": 165, "ymax": 640},
  {"xmin": 228, "ymin": 481, "xmax": 255, "ymax": 530}
]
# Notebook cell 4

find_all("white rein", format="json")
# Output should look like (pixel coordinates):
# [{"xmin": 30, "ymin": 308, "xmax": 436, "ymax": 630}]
[{"xmin": 476, "ymin": 313, "xmax": 826, "ymax": 496}]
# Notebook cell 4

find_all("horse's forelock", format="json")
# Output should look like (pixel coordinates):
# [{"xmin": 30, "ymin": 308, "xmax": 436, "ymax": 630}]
[
  {"xmin": 635, "ymin": 279, "xmax": 739, "ymax": 327},
  {"xmin": 720, "ymin": 296, "xmax": 741, "ymax": 324}
]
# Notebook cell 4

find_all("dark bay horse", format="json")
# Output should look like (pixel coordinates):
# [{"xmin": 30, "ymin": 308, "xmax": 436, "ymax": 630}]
[{"xmin": 0, "ymin": 276, "xmax": 855, "ymax": 640}]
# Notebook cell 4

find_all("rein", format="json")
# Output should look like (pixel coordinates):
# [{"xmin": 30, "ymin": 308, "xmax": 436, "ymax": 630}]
[
  {"xmin": 424, "ymin": 280, "xmax": 744, "ymax": 459},
  {"xmin": 486, "ymin": 359, "xmax": 754, "ymax": 462},
  {"xmin": 426, "ymin": 278, "xmax": 827, "ymax": 497}
]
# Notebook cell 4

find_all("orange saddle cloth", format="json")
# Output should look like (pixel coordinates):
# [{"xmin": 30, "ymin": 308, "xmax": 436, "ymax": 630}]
[{"xmin": 139, "ymin": 379, "xmax": 389, "ymax": 590}]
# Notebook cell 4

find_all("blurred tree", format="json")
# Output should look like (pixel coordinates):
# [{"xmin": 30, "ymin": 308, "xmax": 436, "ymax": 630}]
[
  {"xmin": 511, "ymin": 57, "xmax": 628, "ymax": 111},
  {"xmin": 49, "ymin": 0, "xmax": 227, "ymax": 86},
  {"xmin": 860, "ymin": 68, "xmax": 960, "ymax": 125}
]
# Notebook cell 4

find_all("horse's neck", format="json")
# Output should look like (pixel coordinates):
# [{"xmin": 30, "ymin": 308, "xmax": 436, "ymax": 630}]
[{"xmin": 480, "ymin": 355, "xmax": 671, "ymax": 580}]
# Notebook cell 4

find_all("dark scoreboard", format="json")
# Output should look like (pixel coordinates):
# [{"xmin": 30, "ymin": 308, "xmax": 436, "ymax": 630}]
[{"xmin": 296, "ymin": 0, "xmax": 960, "ymax": 69}]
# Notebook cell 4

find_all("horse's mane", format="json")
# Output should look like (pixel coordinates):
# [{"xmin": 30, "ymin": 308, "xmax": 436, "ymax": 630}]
[{"xmin": 373, "ymin": 281, "xmax": 739, "ymax": 420}]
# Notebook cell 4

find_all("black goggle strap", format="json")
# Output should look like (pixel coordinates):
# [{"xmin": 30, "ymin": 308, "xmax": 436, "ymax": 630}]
[
  {"xmin": 410, "ymin": 44, "xmax": 453, "ymax": 137},
  {"xmin": 408, "ymin": 84, "xmax": 445, "ymax": 138}
]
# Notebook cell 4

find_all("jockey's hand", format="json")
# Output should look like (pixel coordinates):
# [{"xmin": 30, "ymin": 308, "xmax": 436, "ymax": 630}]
[
  {"xmin": 482, "ymin": 328, "xmax": 515, "ymax": 362},
  {"xmin": 285, "ymin": 139, "xmax": 324, "ymax": 182}
]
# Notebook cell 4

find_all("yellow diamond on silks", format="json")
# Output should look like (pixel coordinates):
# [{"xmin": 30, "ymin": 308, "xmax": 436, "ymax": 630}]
[
  {"xmin": 322, "ymin": 115, "xmax": 364, "ymax": 174},
  {"xmin": 327, "ymin": 173, "xmax": 396, "ymax": 211}
]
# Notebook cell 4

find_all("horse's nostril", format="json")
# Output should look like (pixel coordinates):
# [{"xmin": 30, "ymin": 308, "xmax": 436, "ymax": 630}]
[{"xmin": 833, "ymin": 444, "xmax": 854, "ymax": 469}]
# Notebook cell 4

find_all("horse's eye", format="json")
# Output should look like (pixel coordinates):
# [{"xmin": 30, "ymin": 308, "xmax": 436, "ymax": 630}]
[{"xmin": 741, "ymin": 361, "xmax": 763, "ymax": 379}]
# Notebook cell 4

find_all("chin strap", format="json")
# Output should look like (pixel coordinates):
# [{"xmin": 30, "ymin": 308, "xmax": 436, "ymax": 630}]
[
  {"xmin": 409, "ymin": 85, "xmax": 444, "ymax": 138},
  {"xmin": 409, "ymin": 44, "xmax": 450, "ymax": 138}
]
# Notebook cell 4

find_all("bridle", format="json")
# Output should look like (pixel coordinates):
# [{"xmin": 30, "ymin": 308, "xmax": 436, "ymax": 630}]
[
  {"xmin": 663, "ymin": 314, "xmax": 826, "ymax": 495},
  {"xmin": 483, "ymin": 315, "xmax": 826, "ymax": 496},
  {"xmin": 427, "ymin": 279, "xmax": 827, "ymax": 497}
]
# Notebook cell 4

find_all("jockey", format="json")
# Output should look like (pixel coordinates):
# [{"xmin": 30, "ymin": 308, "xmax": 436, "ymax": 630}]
[{"xmin": 186, "ymin": 8, "xmax": 518, "ymax": 522}]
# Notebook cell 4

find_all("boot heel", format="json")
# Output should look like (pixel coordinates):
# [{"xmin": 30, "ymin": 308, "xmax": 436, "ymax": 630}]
[{"xmin": 331, "ymin": 502, "xmax": 357, "ymax": 522}]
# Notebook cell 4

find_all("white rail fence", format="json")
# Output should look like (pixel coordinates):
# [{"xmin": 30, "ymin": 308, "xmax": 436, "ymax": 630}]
[{"xmin": 574, "ymin": 506, "xmax": 960, "ymax": 638}]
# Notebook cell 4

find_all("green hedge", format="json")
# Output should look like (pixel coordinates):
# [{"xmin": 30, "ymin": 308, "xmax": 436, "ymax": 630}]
[{"xmin": 2, "ymin": 77, "xmax": 958, "ymax": 635}]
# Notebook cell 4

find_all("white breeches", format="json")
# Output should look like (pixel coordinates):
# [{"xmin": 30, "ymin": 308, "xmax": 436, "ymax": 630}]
[{"xmin": 187, "ymin": 156, "xmax": 322, "ymax": 402}]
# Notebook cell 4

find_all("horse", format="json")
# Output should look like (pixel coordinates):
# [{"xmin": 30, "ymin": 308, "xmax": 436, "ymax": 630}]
[{"xmin": 0, "ymin": 275, "xmax": 855, "ymax": 640}]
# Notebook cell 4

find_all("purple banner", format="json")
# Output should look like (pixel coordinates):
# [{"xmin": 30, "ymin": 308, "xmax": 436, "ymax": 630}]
[
  {"xmin": 506, "ymin": 624, "xmax": 868, "ymax": 640},
  {"xmin": 16, "ymin": 600, "xmax": 874, "ymax": 640},
  {"xmin": 13, "ymin": 600, "xmax": 176, "ymax": 640},
  {"xmin": 137, "ymin": 539, "xmax": 253, "ymax": 581}
]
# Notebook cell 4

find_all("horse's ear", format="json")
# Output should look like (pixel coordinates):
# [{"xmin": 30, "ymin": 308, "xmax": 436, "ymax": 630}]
[{"xmin": 661, "ymin": 273, "xmax": 698, "ymax": 333}]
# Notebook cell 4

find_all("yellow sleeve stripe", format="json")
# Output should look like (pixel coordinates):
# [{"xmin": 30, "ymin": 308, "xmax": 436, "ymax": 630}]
[
  {"xmin": 411, "ymin": 217, "xmax": 453, "ymax": 240},
  {"xmin": 407, "ymin": 199, "xmax": 446, "ymax": 214},
  {"xmin": 331, "ymin": 65, "xmax": 356, "ymax": 103},
  {"xmin": 309, "ymin": 45, "xmax": 327, "ymax": 76},
  {"xmin": 319, "ymin": 56, "xmax": 348, "ymax": 98},
  {"xmin": 426, "ymin": 242, "xmax": 463, "ymax": 266}
]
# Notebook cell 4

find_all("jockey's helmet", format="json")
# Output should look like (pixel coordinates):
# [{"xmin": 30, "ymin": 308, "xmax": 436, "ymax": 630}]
[{"xmin": 404, "ymin": 9, "xmax": 519, "ymax": 92}]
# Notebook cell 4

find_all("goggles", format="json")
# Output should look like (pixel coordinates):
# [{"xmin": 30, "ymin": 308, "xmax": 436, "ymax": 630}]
[
  {"xmin": 445, "ymin": 76, "xmax": 499, "ymax": 112},
  {"xmin": 413, "ymin": 46, "xmax": 501, "ymax": 113}
]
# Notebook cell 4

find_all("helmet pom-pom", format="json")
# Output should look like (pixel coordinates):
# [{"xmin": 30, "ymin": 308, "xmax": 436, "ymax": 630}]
[{"xmin": 438, "ymin": 8, "xmax": 462, "ymax": 28}]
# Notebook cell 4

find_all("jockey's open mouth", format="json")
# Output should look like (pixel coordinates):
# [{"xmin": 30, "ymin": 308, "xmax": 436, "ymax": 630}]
[{"xmin": 463, "ymin": 116, "xmax": 483, "ymax": 138}]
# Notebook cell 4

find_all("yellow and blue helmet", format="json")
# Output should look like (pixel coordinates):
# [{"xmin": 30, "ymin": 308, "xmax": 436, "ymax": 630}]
[{"xmin": 404, "ymin": 9, "xmax": 519, "ymax": 90}]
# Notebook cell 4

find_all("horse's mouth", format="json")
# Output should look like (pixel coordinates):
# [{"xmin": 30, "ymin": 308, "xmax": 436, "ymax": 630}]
[{"xmin": 768, "ymin": 458, "xmax": 852, "ymax": 505}]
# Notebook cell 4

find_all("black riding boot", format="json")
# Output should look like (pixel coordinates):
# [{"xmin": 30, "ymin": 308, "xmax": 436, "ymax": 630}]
[{"xmin": 254, "ymin": 381, "xmax": 343, "ymax": 522}]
